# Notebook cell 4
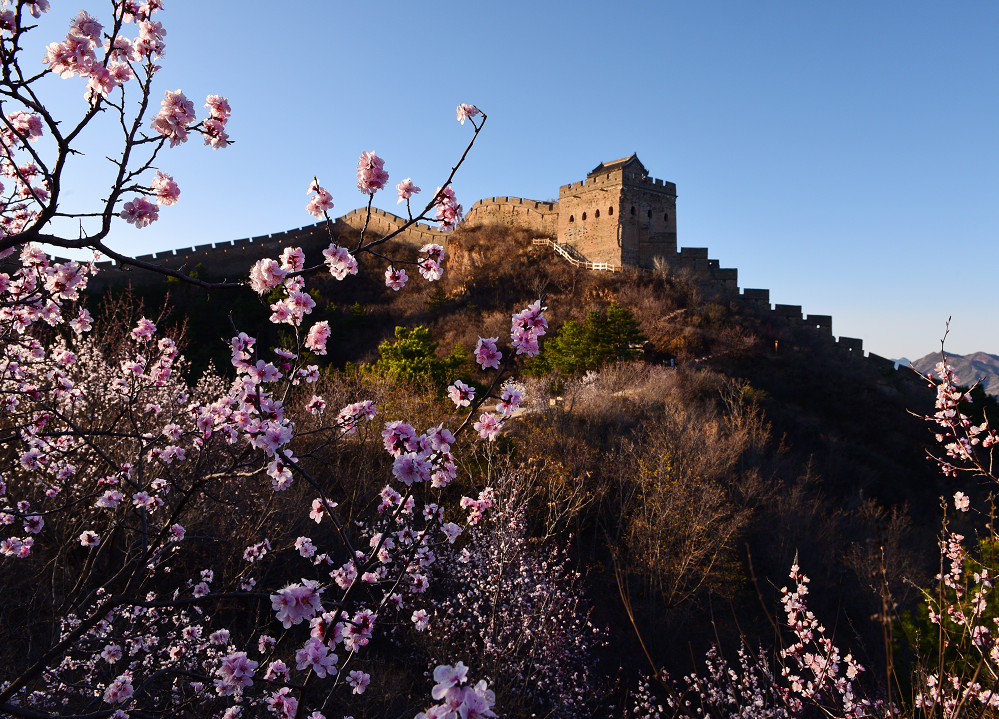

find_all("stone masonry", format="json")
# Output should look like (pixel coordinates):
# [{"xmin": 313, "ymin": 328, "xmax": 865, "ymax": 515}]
[{"xmin": 61, "ymin": 154, "xmax": 896, "ymax": 367}]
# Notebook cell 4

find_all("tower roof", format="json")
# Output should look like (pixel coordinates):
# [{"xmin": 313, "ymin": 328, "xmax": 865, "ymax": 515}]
[{"xmin": 588, "ymin": 154, "xmax": 646, "ymax": 177}]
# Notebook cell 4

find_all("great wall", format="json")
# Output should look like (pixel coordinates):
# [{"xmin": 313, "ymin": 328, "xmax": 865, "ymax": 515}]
[{"xmin": 65, "ymin": 154, "xmax": 902, "ymax": 373}]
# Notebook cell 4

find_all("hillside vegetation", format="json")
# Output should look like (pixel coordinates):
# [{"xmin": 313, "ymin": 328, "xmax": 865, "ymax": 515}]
[{"xmin": 77, "ymin": 221, "xmax": 968, "ymax": 714}]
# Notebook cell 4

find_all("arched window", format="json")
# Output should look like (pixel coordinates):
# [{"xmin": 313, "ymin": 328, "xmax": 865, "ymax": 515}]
[
  {"xmin": 582, "ymin": 212, "xmax": 587, "ymax": 221},
  {"xmin": 647, "ymin": 209, "xmax": 652, "ymax": 219},
  {"xmin": 569, "ymin": 215, "xmax": 574, "ymax": 223},
  {"xmin": 630, "ymin": 206, "xmax": 636, "ymax": 216},
  {"xmin": 608, "ymin": 206, "xmax": 614, "ymax": 216},
  {"xmin": 664, "ymin": 213, "xmax": 669, "ymax": 222},
  {"xmin": 595, "ymin": 209, "xmax": 600, "ymax": 218}
]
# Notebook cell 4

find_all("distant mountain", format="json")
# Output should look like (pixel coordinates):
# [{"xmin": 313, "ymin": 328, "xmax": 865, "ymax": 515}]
[{"xmin": 906, "ymin": 352, "xmax": 999, "ymax": 395}]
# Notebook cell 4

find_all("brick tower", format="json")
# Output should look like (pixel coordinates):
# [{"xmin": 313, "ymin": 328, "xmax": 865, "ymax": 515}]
[{"xmin": 556, "ymin": 155, "xmax": 677, "ymax": 268}]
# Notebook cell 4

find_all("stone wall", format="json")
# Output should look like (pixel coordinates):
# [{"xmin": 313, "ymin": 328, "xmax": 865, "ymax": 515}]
[
  {"xmin": 62, "ymin": 160, "xmax": 904, "ymax": 377},
  {"xmin": 463, "ymin": 196, "xmax": 559, "ymax": 236},
  {"xmin": 84, "ymin": 208, "xmax": 447, "ymax": 288}
]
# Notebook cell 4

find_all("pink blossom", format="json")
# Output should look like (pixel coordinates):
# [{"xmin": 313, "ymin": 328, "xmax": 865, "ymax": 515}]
[
  {"xmin": 511, "ymin": 326, "xmax": 539, "ymax": 356},
  {"xmin": 382, "ymin": 421, "xmax": 418, "ymax": 455},
  {"xmin": 295, "ymin": 637, "xmax": 337, "ymax": 678},
  {"xmin": 498, "ymin": 386, "xmax": 522, "ymax": 415},
  {"xmin": 418, "ymin": 258, "xmax": 442, "ymax": 282},
  {"xmin": 385, "ymin": 265, "xmax": 408, "ymax": 291},
  {"xmin": 209, "ymin": 629, "xmax": 231, "ymax": 645},
  {"xmin": 70, "ymin": 308, "xmax": 93, "ymax": 334},
  {"xmin": 305, "ymin": 321, "xmax": 331, "ymax": 355},
  {"xmin": 131, "ymin": 317, "xmax": 157, "ymax": 341},
  {"xmin": 103, "ymin": 674, "xmax": 133, "ymax": 704},
  {"xmin": 322, "ymin": 244, "xmax": 358, "ymax": 280},
  {"xmin": 474, "ymin": 337, "xmax": 502, "ymax": 370},
  {"xmin": 79, "ymin": 530, "xmax": 100, "ymax": 547},
  {"xmin": 433, "ymin": 186, "xmax": 463, "ymax": 231},
  {"xmin": 447, "ymin": 380, "xmax": 475, "ymax": 408},
  {"xmin": 8, "ymin": 112, "xmax": 43, "ymax": 143},
  {"xmin": 95, "ymin": 490, "xmax": 123, "ymax": 509},
  {"xmin": 396, "ymin": 177, "xmax": 421, "ymax": 203},
  {"xmin": 101, "ymin": 644, "xmax": 122, "ymax": 663},
  {"xmin": 338, "ymin": 400, "xmax": 377, "ymax": 433},
  {"xmin": 26, "ymin": 1, "xmax": 49, "ymax": 19},
  {"xmin": 306, "ymin": 180, "xmax": 334, "ymax": 218},
  {"xmin": 0, "ymin": 537, "xmax": 22, "ymax": 557},
  {"xmin": 249, "ymin": 259, "xmax": 288, "ymax": 294},
  {"xmin": 280, "ymin": 246, "xmax": 305, "ymax": 271},
  {"xmin": 23, "ymin": 515, "xmax": 43, "ymax": 533},
  {"xmin": 456, "ymin": 104, "xmax": 480, "ymax": 124},
  {"xmin": 271, "ymin": 580, "xmax": 323, "ymax": 628},
  {"xmin": 426, "ymin": 424, "xmax": 455, "ymax": 451},
  {"xmin": 201, "ymin": 118, "xmax": 230, "ymax": 149},
  {"xmin": 170, "ymin": 523, "xmax": 186, "ymax": 541},
  {"xmin": 473, "ymin": 413, "xmax": 502, "ymax": 441},
  {"xmin": 120, "ymin": 197, "xmax": 159, "ymax": 227},
  {"xmin": 441, "ymin": 522, "xmax": 462, "ymax": 544},
  {"xmin": 356, "ymin": 151, "xmax": 388, "ymax": 194},
  {"xmin": 512, "ymin": 300, "xmax": 548, "ymax": 335},
  {"xmin": 106, "ymin": 36, "xmax": 136, "ymax": 62},
  {"xmin": 150, "ymin": 171, "xmax": 180, "ymax": 206},
  {"xmin": 347, "ymin": 670, "xmax": 371, "ymax": 694},
  {"xmin": 42, "ymin": 35, "xmax": 96, "ymax": 79},
  {"xmin": 309, "ymin": 497, "xmax": 337, "ymax": 522},
  {"xmin": 954, "ymin": 491, "xmax": 970, "ymax": 512},
  {"xmin": 412, "ymin": 609, "xmax": 430, "ymax": 631},
  {"xmin": 294, "ymin": 536, "xmax": 316, "ymax": 558},
  {"xmin": 421, "ymin": 243, "xmax": 445, "ymax": 264},
  {"xmin": 85, "ymin": 64, "xmax": 117, "ymax": 99},
  {"xmin": 150, "ymin": 90, "xmax": 196, "ymax": 148},
  {"xmin": 205, "ymin": 94, "xmax": 231, "ymax": 123},
  {"xmin": 133, "ymin": 19, "xmax": 166, "ymax": 59},
  {"xmin": 215, "ymin": 652, "xmax": 257, "ymax": 696},
  {"xmin": 267, "ymin": 688, "xmax": 297, "ymax": 719},
  {"xmin": 306, "ymin": 395, "xmax": 326, "ymax": 415},
  {"xmin": 243, "ymin": 539, "xmax": 270, "ymax": 563},
  {"xmin": 393, "ymin": 452, "xmax": 431, "ymax": 486},
  {"xmin": 432, "ymin": 662, "xmax": 469, "ymax": 700},
  {"xmin": 68, "ymin": 10, "xmax": 102, "ymax": 42}
]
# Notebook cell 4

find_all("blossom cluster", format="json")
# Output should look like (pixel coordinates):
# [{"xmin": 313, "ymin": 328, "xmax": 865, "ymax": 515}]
[
  {"xmin": 416, "ymin": 663, "xmax": 496, "ymax": 719},
  {"xmin": 357, "ymin": 151, "xmax": 389, "ymax": 194},
  {"xmin": 779, "ymin": 564, "xmax": 867, "ymax": 717},
  {"xmin": 0, "ymin": 18, "xmax": 500, "ymax": 711}
]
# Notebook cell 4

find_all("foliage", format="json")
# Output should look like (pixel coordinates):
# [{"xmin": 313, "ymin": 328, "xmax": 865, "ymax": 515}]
[
  {"xmin": 374, "ymin": 325, "xmax": 468, "ymax": 388},
  {"xmin": 527, "ymin": 303, "xmax": 646, "ymax": 376}
]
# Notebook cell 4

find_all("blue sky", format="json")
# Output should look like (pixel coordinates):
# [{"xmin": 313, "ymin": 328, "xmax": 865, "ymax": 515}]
[{"xmin": 29, "ymin": 1, "xmax": 998, "ymax": 360}]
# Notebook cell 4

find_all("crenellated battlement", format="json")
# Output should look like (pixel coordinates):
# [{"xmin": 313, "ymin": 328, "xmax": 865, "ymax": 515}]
[{"xmin": 73, "ymin": 153, "xmax": 897, "ymax": 373}]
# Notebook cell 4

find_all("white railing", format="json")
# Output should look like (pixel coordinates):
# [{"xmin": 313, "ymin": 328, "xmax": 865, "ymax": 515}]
[{"xmin": 531, "ymin": 238, "xmax": 629, "ymax": 273}]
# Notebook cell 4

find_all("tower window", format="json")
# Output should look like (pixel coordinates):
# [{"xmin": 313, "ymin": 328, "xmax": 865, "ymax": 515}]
[
  {"xmin": 595, "ymin": 209, "xmax": 600, "ymax": 218},
  {"xmin": 647, "ymin": 209, "xmax": 652, "ymax": 219},
  {"xmin": 631, "ymin": 206, "xmax": 636, "ymax": 216},
  {"xmin": 582, "ymin": 212, "xmax": 587, "ymax": 221},
  {"xmin": 609, "ymin": 206, "xmax": 614, "ymax": 216},
  {"xmin": 569, "ymin": 215, "xmax": 574, "ymax": 223},
  {"xmin": 664, "ymin": 213, "xmax": 669, "ymax": 222}
]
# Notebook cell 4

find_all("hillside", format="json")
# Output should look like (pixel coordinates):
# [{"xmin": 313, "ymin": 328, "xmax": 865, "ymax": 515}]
[
  {"xmin": 908, "ymin": 351, "xmax": 999, "ymax": 395},
  {"xmin": 75, "ymin": 221, "xmax": 972, "ymax": 716}
]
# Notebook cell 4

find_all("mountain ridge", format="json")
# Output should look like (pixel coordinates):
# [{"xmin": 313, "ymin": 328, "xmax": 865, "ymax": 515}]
[{"xmin": 905, "ymin": 351, "xmax": 999, "ymax": 395}]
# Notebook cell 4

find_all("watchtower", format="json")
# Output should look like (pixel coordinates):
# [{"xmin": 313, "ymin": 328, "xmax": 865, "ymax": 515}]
[{"xmin": 556, "ymin": 155, "xmax": 677, "ymax": 268}]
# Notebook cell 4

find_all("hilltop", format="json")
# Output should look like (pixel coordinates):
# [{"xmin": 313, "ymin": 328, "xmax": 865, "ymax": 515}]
[{"xmin": 86, "ymin": 219, "xmax": 957, "ymax": 695}]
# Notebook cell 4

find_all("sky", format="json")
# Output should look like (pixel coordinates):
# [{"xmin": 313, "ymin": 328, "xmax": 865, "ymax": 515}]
[{"xmin": 25, "ymin": 1, "xmax": 998, "ymax": 360}]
